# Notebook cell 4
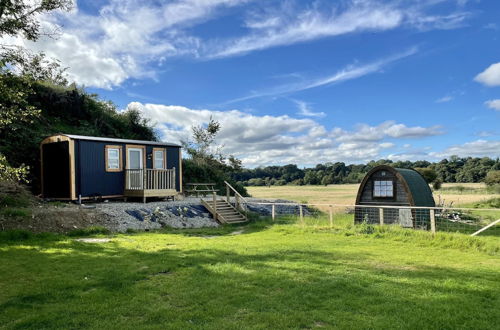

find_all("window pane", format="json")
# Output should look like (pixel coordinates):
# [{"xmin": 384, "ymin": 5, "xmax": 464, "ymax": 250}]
[
  {"xmin": 129, "ymin": 150, "xmax": 141, "ymax": 169},
  {"xmin": 154, "ymin": 151, "xmax": 164, "ymax": 169},
  {"xmin": 107, "ymin": 148, "xmax": 120, "ymax": 169}
]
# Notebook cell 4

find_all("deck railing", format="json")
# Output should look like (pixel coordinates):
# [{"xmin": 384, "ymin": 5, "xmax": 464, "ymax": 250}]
[{"xmin": 125, "ymin": 168, "xmax": 176, "ymax": 191}]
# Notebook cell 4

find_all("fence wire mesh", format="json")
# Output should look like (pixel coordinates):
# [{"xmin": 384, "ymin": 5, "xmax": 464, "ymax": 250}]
[{"xmin": 244, "ymin": 201, "xmax": 500, "ymax": 237}]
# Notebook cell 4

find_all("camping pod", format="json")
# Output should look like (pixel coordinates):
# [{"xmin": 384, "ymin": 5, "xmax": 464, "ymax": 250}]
[{"xmin": 354, "ymin": 165, "xmax": 435, "ymax": 228}]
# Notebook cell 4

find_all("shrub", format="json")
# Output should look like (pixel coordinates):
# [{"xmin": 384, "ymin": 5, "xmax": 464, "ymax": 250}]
[
  {"xmin": 432, "ymin": 179, "xmax": 442, "ymax": 190},
  {"xmin": 67, "ymin": 226, "xmax": 110, "ymax": 237},
  {"xmin": 484, "ymin": 170, "xmax": 500, "ymax": 186}
]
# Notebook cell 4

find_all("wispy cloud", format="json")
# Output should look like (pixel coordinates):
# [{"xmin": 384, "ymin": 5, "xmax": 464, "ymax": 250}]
[
  {"xmin": 435, "ymin": 95, "xmax": 453, "ymax": 103},
  {"xmin": 225, "ymin": 47, "xmax": 418, "ymax": 103},
  {"xmin": 293, "ymin": 100, "xmax": 325, "ymax": 118},
  {"xmin": 207, "ymin": 1, "xmax": 404, "ymax": 58},
  {"xmin": 484, "ymin": 99, "xmax": 500, "ymax": 111}
]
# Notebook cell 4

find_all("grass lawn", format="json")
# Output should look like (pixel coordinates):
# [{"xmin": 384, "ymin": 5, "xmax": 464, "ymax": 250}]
[{"xmin": 1, "ymin": 220, "xmax": 499, "ymax": 329}]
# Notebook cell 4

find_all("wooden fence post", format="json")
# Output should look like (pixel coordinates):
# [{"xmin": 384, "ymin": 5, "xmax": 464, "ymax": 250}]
[
  {"xmin": 213, "ymin": 191, "xmax": 217, "ymax": 221},
  {"xmin": 272, "ymin": 204, "xmax": 275, "ymax": 221},
  {"xmin": 299, "ymin": 205, "xmax": 304, "ymax": 225},
  {"xmin": 379, "ymin": 208, "xmax": 384, "ymax": 226},
  {"xmin": 329, "ymin": 205, "xmax": 333, "ymax": 228},
  {"xmin": 226, "ymin": 184, "xmax": 230, "ymax": 203},
  {"xmin": 430, "ymin": 209, "xmax": 436, "ymax": 234}
]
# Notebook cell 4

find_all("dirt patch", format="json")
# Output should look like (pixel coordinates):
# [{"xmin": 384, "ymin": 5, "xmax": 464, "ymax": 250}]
[
  {"xmin": 74, "ymin": 238, "xmax": 111, "ymax": 243},
  {"xmin": 0, "ymin": 204, "xmax": 117, "ymax": 234}
]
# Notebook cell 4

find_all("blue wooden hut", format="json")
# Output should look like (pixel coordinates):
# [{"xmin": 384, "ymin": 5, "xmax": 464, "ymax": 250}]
[{"xmin": 40, "ymin": 134, "xmax": 182, "ymax": 202}]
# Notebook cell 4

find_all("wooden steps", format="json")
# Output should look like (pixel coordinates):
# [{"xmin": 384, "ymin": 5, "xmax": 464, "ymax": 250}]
[{"xmin": 201, "ymin": 199, "xmax": 248, "ymax": 224}]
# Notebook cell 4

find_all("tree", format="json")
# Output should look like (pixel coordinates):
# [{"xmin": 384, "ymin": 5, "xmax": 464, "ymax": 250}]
[
  {"xmin": 415, "ymin": 167, "xmax": 437, "ymax": 183},
  {"xmin": 0, "ymin": 0, "xmax": 72, "ymax": 41},
  {"xmin": 484, "ymin": 171, "xmax": 500, "ymax": 186},
  {"xmin": 0, "ymin": 0, "xmax": 71, "ymax": 183}
]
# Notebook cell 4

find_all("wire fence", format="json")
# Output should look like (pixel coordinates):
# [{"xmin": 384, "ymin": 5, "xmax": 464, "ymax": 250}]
[{"xmin": 244, "ymin": 202, "xmax": 500, "ymax": 237}]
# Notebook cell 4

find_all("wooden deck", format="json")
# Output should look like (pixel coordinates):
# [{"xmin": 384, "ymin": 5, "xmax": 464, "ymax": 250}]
[{"xmin": 124, "ymin": 168, "xmax": 177, "ymax": 202}]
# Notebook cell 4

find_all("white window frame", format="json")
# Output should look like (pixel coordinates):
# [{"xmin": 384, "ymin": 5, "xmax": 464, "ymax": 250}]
[
  {"xmin": 105, "ymin": 145, "xmax": 122, "ymax": 172},
  {"xmin": 153, "ymin": 148, "xmax": 166, "ymax": 169},
  {"xmin": 373, "ymin": 180, "xmax": 394, "ymax": 198}
]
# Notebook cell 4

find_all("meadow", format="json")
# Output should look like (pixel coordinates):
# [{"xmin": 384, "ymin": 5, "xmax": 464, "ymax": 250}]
[
  {"xmin": 0, "ymin": 219, "xmax": 499, "ymax": 329},
  {"xmin": 247, "ymin": 182, "xmax": 498, "ymax": 207}
]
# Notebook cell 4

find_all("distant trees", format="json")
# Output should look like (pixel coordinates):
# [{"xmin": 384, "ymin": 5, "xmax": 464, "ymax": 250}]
[{"xmin": 233, "ymin": 157, "xmax": 500, "ymax": 187}]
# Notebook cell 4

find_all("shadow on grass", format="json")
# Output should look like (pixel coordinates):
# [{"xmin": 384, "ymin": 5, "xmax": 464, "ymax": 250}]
[{"xmin": 0, "ymin": 232, "xmax": 499, "ymax": 329}]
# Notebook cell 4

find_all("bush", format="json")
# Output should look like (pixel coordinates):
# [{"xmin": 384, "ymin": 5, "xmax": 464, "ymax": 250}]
[
  {"xmin": 484, "ymin": 170, "xmax": 500, "ymax": 186},
  {"xmin": 432, "ymin": 179, "xmax": 442, "ymax": 190},
  {"xmin": 67, "ymin": 226, "xmax": 110, "ymax": 237}
]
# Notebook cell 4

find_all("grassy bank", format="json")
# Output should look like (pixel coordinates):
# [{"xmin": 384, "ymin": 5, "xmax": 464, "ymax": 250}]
[{"xmin": 1, "ymin": 218, "xmax": 499, "ymax": 329}]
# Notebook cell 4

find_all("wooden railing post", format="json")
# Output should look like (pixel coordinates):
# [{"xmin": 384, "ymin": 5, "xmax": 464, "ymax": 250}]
[
  {"xmin": 235, "ymin": 194, "xmax": 239, "ymax": 211},
  {"xmin": 213, "ymin": 191, "xmax": 217, "ymax": 221},
  {"xmin": 226, "ymin": 184, "xmax": 230, "ymax": 203},
  {"xmin": 329, "ymin": 205, "xmax": 333, "ymax": 228},
  {"xmin": 379, "ymin": 208, "xmax": 384, "ymax": 226},
  {"xmin": 299, "ymin": 205, "xmax": 304, "ymax": 225},
  {"xmin": 430, "ymin": 209, "xmax": 436, "ymax": 234}
]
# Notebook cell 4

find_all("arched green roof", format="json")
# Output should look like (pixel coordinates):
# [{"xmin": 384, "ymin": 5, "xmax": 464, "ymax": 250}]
[{"xmin": 394, "ymin": 168, "xmax": 435, "ymax": 207}]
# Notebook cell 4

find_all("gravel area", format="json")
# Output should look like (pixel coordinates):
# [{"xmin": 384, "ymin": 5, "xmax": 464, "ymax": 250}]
[
  {"xmin": 84, "ymin": 197, "xmax": 307, "ymax": 232},
  {"xmin": 93, "ymin": 197, "xmax": 219, "ymax": 232}
]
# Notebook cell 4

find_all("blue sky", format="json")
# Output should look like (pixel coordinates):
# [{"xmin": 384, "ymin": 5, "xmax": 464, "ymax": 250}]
[{"xmin": 12, "ymin": 0, "xmax": 500, "ymax": 166}]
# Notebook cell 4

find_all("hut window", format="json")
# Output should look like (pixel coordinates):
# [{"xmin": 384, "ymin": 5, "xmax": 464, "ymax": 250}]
[
  {"xmin": 153, "ymin": 149, "xmax": 165, "ymax": 169},
  {"xmin": 105, "ymin": 145, "xmax": 122, "ymax": 172},
  {"xmin": 373, "ymin": 180, "xmax": 393, "ymax": 197}
]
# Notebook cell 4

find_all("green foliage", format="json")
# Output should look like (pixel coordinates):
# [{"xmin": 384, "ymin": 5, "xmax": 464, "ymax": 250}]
[
  {"xmin": 0, "ymin": 154, "xmax": 29, "ymax": 183},
  {"xmin": 0, "ymin": 207, "xmax": 30, "ymax": 218},
  {"xmin": 0, "ymin": 82, "xmax": 157, "ymax": 191},
  {"xmin": 484, "ymin": 170, "xmax": 500, "ymax": 186},
  {"xmin": 415, "ymin": 167, "xmax": 437, "ymax": 183},
  {"xmin": 235, "ymin": 157, "xmax": 500, "ymax": 186},
  {"xmin": 432, "ymin": 178, "xmax": 442, "ymax": 190},
  {"xmin": 181, "ymin": 117, "xmax": 247, "ymax": 196},
  {"xmin": 67, "ymin": 226, "xmax": 110, "ymax": 237},
  {"xmin": 0, "ymin": 0, "xmax": 72, "ymax": 41}
]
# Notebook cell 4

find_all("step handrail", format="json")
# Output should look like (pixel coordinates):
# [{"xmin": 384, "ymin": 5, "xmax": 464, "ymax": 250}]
[{"xmin": 224, "ymin": 181, "xmax": 248, "ymax": 213}]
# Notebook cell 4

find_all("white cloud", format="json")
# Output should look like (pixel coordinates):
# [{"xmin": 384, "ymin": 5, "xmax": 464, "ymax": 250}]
[
  {"xmin": 3, "ymin": 0, "xmax": 247, "ymax": 88},
  {"xmin": 484, "ymin": 99, "xmax": 500, "ymax": 111},
  {"xmin": 1, "ymin": 0, "xmax": 471, "ymax": 88},
  {"xmin": 436, "ymin": 95, "xmax": 453, "ymax": 103},
  {"xmin": 475, "ymin": 62, "xmax": 500, "ymax": 87},
  {"xmin": 293, "ymin": 100, "xmax": 325, "ymax": 118},
  {"xmin": 130, "ymin": 102, "xmax": 445, "ymax": 166},
  {"xmin": 333, "ymin": 121, "xmax": 443, "ymax": 143},
  {"xmin": 207, "ymin": 1, "xmax": 404, "ymax": 58},
  {"xmin": 430, "ymin": 140, "xmax": 500, "ymax": 158},
  {"xmin": 225, "ymin": 47, "xmax": 417, "ymax": 103}
]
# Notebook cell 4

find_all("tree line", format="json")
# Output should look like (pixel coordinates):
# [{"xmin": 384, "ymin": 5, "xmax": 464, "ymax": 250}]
[{"xmin": 232, "ymin": 157, "xmax": 500, "ymax": 187}]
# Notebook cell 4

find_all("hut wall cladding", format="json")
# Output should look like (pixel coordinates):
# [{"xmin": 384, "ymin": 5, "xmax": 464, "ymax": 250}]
[
  {"xmin": 78, "ymin": 140, "xmax": 125, "ymax": 197},
  {"xmin": 77, "ymin": 141, "xmax": 182, "ymax": 197}
]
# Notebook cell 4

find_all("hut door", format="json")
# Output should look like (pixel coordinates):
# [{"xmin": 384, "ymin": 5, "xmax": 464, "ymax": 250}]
[
  {"xmin": 399, "ymin": 209, "xmax": 413, "ymax": 228},
  {"xmin": 127, "ymin": 148, "xmax": 144, "ymax": 189}
]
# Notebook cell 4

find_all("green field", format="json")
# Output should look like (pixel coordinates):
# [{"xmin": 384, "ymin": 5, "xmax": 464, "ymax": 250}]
[
  {"xmin": 1, "ymin": 219, "xmax": 499, "ymax": 329},
  {"xmin": 247, "ymin": 183, "xmax": 499, "ymax": 208}
]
